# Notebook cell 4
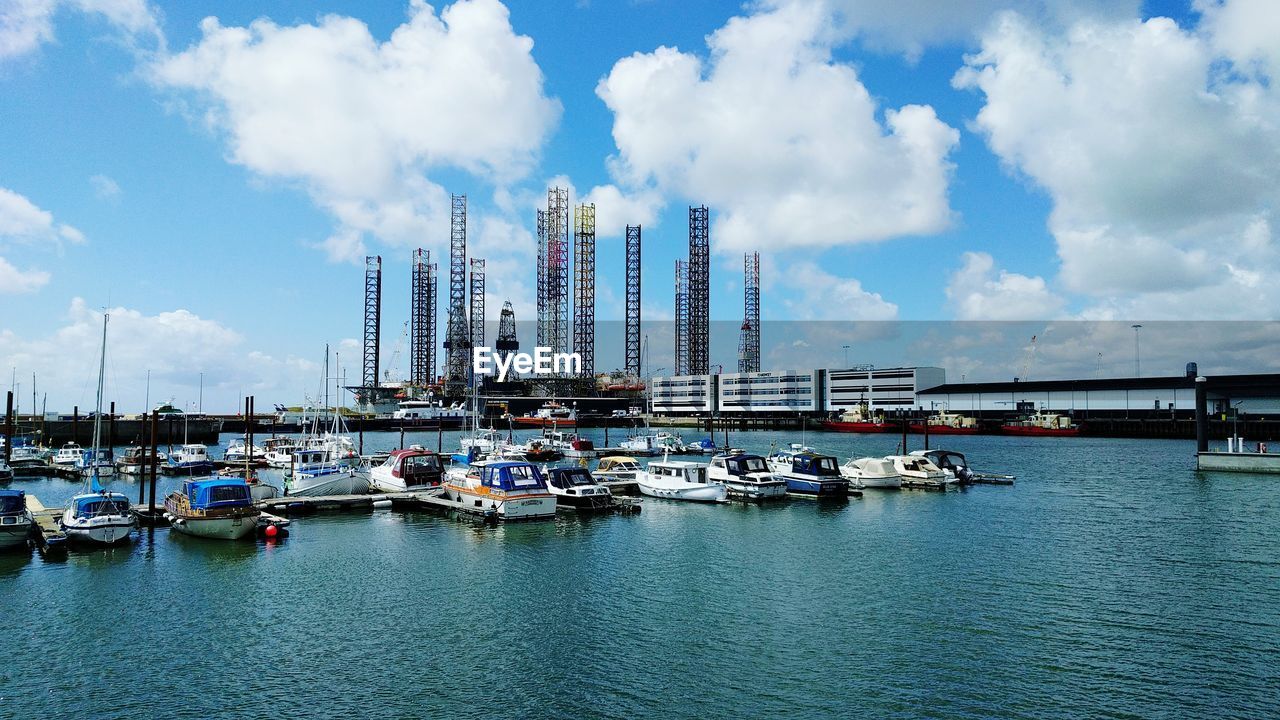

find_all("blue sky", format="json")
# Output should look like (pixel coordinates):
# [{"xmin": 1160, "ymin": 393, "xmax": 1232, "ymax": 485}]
[{"xmin": 3, "ymin": 0, "xmax": 1277, "ymax": 411}]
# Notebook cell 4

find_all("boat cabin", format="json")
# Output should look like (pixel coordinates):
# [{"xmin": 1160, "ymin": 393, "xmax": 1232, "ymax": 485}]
[
  {"xmin": 380, "ymin": 448, "xmax": 443, "ymax": 486},
  {"xmin": 181, "ymin": 478, "xmax": 253, "ymax": 511},
  {"xmin": 291, "ymin": 449, "xmax": 329, "ymax": 466},
  {"xmin": 917, "ymin": 450, "xmax": 972, "ymax": 480},
  {"xmin": 597, "ymin": 456, "xmax": 642, "ymax": 474},
  {"xmin": 788, "ymin": 453, "xmax": 842, "ymax": 477},
  {"xmin": 648, "ymin": 461, "xmax": 710, "ymax": 484},
  {"xmin": 546, "ymin": 467, "xmax": 598, "ymax": 490},
  {"xmin": 0, "ymin": 489, "xmax": 26, "ymax": 519},
  {"xmin": 78, "ymin": 448, "xmax": 114, "ymax": 466},
  {"xmin": 71, "ymin": 493, "xmax": 131, "ymax": 518},
  {"xmin": 473, "ymin": 462, "xmax": 548, "ymax": 492},
  {"xmin": 715, "ymin": 453, "xmax": 770, "ymax": 476}
]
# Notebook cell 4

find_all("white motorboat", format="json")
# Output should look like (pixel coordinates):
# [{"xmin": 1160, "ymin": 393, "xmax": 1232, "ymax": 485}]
[
  {"xmin": 460, "ymin": 428, "xmax": 504, "ymax": 457},
  {"xmin": 0, "ymin": 489, "xmax": 33, "ymax": 548},
  {"xmin": 52, "ymin": 442, "xmax": 84, "ymax": 467},
  {"xmin": 887, "ymin": 454, "xmax": 953, "ymax": 488},
  {"xmin": 223, "ymin": 438, "xmax": 266, "ymax": 464},
  {"xmin": 262, "ymin": 437, "xmax": 299, "ymax": 468},
  {"xmin": 76, "ymin": 448, "xmax": 115, "ymax": 478},
  {"xmin": 114, "ymin": 445, "xmax": 167, "ymax": 474},
  {"xmin": 706, "ymin": 452, "xmax": 787, "ymax": 500},
  {"xmin": 637, "ymin": 460, "xmax": 727, "ymax": 503},
  {"xmin": 910, "ymin": 449, "xmax": 978, "ymax": 485},
  {"xmin": 764, "ymin": 443, "xmax": 818, "ymax": 475},
  {"xmin": 391, "ymin": 399, "xmax": 468, "ymax": 421},
  {"xmin": 593, "ymin": 456, "xmax": 644, "ymax": 483},
  {"xmin": 620, "ymin": 431, "xmax": 686, "ymax": 456},
  {"xmin": 841, "ymin": 457, "xmax": 902, "ymax": 489},
  {"xmin": 8, "ymin": 444, "xmax": 49, "ymax": 469},
  {"xmin": 544, "ymin": 466, "xmax": 615, "ymax": 512},
  {"xmin": 543, "ymin": 431, "xmax": 597, "ymax": 459},
  {"xmin": 369, "ymin": 446, "xmax": 445, "ymax": 493},
  {"xmin": 441, "ymin": 460, "xmax": 557, "ymax": 520},
  {"xmin": 771, "ymin": 451, "xmax": 853, "ymax": 498}
]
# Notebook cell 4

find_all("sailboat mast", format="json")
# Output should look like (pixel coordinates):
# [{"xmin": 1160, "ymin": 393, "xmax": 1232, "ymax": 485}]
[{"xmin": 92, "ymin": 314, "xmax": 108, "ymax": 453}]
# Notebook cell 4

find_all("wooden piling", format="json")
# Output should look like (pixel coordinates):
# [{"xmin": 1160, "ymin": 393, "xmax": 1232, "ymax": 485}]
[
  {"xmin": 72, "ymin": 405, "xmax": 79, "ymax": 445},
  {"xmin": 148, "ymin": 410, "xmax": 159, "ymax": 515},
  {"xmin": 3, "ymin": 391, "xmax": 12, "ymax": 463},
  {"xmin": 108, "ymin": 401, "xmax": 116, "ymax": 449}
]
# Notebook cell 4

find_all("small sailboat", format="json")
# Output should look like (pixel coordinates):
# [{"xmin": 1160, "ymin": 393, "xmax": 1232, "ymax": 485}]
[
  {"xmin": 164, "ymin": 478, "xmax": 260, "ymax": 540},
  {"xmin": 441, "ymin": 460, "xmax": 558, "ymax": 520},
  {"xmin": 0, "ymin": 489, "xmax": 34, "ymax": 549},
  {"xmin": 283, "ymin": 449, "xmax": 368, "ymax": 497},
  {"xmin": 369, "ymin": 446, "xmax": 444, "ymax": 493},
  {"xmin": 61, "ymin": 313, "xmax": 136, "ymax": 546},
  {"xmin": 637, "ymin": 460, "xmax": 727, "ymax": 503}
]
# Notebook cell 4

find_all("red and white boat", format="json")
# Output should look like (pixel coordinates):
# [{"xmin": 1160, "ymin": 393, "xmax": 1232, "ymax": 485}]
[
  {"xmin": 820, "ymin": 403, "xmax": 891, "ymax": 433},
  {"xmin": 912, "ymin": 411, "xmax": 980, "ymax": 435},
  {"xmin": 369, "ymin": 446, "xmax": 445, "ymax": 493}
]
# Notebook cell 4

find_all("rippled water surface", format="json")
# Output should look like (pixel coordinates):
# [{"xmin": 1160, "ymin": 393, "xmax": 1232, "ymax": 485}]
[{"xmin": 4, "ymin": 430, "xmax": 1278, "ymax": 718}]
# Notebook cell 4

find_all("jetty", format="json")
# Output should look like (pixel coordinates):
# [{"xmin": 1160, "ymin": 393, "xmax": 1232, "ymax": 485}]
[{"xmin": 24, "ymin": 494, "xmax": 66, "ymax": 554}]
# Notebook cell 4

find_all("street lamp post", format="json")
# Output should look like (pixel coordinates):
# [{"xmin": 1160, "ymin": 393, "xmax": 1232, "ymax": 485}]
[{"xmin": 1131, "ymin": 325, "xmax": 1143, "ymax": 377}]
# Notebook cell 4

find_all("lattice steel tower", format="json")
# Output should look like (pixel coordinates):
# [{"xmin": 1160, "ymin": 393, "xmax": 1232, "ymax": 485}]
[
  {"xmin": 738, "ymin": 252, "xmax": 760, "ymax": 373},
  {"xmin": 548, "ymin": 187, "xmax": 570, "ymax": 355},
  {"xmin": 470, "ymin": 258, "xmax": 485, "ymax": 351},
  {"xmin": 410, "ymin": 249, "xmax": 435, "ymax": 387},
  {"xmin": 624, "ymin": 224, "xmax": 642, "ymax": 378},
  {"xmin": 362, "ymin": 255, "xmax": 381, "ymax": 391},
  {"xmin": 573, "ymin": 203, "xmax": 596, "ymax": 377},
  {"xmin": 688, "ymin": 206, "xmax": 710, "ymax": 375},
  {"xmin": 496, "ymin": 301, "xmax": 519, "ymax": 379},
  {"xmin": 536, "ymin": 208, "xmax": 548, "ymax": 347},
  {"xmin": 443, "ymin": 194, "xmax": 470, "ymax": 393},
  {"xmin": 674, "ymin": 259, "xmax": 689, "ymax": 376},
  {"xmin": 426, "ymin": 260, "xmax": 437, "ymax": 385}
]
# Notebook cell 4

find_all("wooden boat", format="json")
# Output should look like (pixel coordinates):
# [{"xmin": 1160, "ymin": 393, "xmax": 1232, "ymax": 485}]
[{"xmin": 164, "ymin": 478, "xmax": 260, "ymax": 540}]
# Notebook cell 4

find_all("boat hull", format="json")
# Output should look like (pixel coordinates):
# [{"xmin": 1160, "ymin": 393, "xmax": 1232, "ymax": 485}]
[
  {"xmin": 723, "ymin": 480, "xmax": 788, "ymax": 501},
  {"xmin": 850, "ymin": 475, "xmax": 901, "ymax": 489},
  {"xmin": 512, "ymin": 418, "xmax": 577, "ymax": 428},
  {"xmin": 286, "ymin": 470, "xmax": 367, "ymax": 497},
  {"xmin": 637, "ymin": 481, "xmax": 727, "ymax": 503},
  {"xmin": 819, "ymin": 421, "xmax": 891, "ymax": 433},
  {"xmin": 0, "ymin": 518, "xmax": 33, "ymax": 549},
  {"xmin": 163, "ymin": 462, "xmax": 215, "ymax": 476},
  {"xmin": 911, "ymin": 424, "xmax": 980, "ymax": 435},
  {"xmin": 61, "ymin": 515, "xmax": 135, "ymax": 545},
  {"xmin": 167, "ymin": 513, "xmax": 259, "ymax": 540},
  {"xmin": 445, "ymin": 486, "xmax": 558, "ymax": 520},
  {"xmin": 780, "ymin": 475, "xmax": 850, "ymax": 497}
]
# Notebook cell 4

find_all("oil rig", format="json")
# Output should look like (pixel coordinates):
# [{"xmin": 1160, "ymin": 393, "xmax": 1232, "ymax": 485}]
[{"xmin": 350, "ymin": 194, "xmax": 761, "ymax": 418}]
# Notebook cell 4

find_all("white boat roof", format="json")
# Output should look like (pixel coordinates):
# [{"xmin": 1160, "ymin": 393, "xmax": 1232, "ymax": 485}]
[{"xmin": 650, "ymin": 460, "xmax": 703, "ymax": 469}]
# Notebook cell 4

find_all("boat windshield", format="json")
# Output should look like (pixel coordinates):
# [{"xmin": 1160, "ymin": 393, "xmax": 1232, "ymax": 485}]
[
  {"xmin": 727, "ymin": 456, "xmax": 767, "ymax": 474},
  {"xmin": 557, "ymin": 469, "xmax": 594, "ymax": 487},
  {"xmin": 75, "ymin": 496, "xmax": 130, "ymax": 516},
  {"xmin": 403, "ymin": 454, "xmax": 441, "ymax": 473}
]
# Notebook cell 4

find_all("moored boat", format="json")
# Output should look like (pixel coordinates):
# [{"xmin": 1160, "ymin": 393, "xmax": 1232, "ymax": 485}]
[
  {"xmin": 512, "ymin": 401, "xmax": 577, "ymax": 428},
  {"xmin": 51, "ymin": 442, "xmax": 84, "ymax": 467},
  {"xmin": 706, "ymin": 452, "xmax": 787, "ymax": 500},
  {"xmin": 594, "ymin": 455, "xmax": 644, "ymax": 483},
  {"xmin": 0, "ymin": 489, "xmax": 33, "ymax": 549},
  {"xmin": 76, "ymin": 448, "xmax": 115, "ymax": 478},
  {"xmin": 545, "ymin": 466, "xmax": 615, "ymax": 512},
  {"xmin": 819, "ymin": 403, "xmax": 891, "ymax": 433},
  {"xmin": 771, "ymin": 452, "xmax": 853, "ymax": 498},
  {"xmin": 887, "ymin": 454, "xmax": 952, "ymax": 488},
  {"xmin": 224, "ymin": 438, "xmax": 266, "ymax": 464},
  {"xmin": 912, "ymin": 411, "xmax": 980, "ymax": 435},
  {"xmin": 163, "ymin": 444, "xmax": 215, "ymax": 475},
  {"xmin": 369, "ymin": 446, "xmax": 444, "ymax": 493},
  {"xmin": 114, "ymin": 444, "xmax": 167, "ymax": 474},
  {"xmin": 637, "ymin": 460, "xmax": 727, "ymax": 503},
  {"xmin": 910, "ymin": 449, "xmax": 978, "ymax": 485},
  {"xmin": 262, "ymin": 436, "xmax": 299, "ymax": 468},
  {"xmin": 164, "ymin": 478, "xmax": 260, "ymax": 540},
  {"xmin": 840, "ymin": 457, "xmax": 902, "ymax": 489},
  {"xmin": 1001, "ymin": 411, "xmax": 1080, "ymax": 437},
  {"xmin": 282, "ymin": 449, "xmax": 368, "ymax": 496},
  {"xmin": 441, "ymin": 460, "xmax": 557, "ymax": 520}
]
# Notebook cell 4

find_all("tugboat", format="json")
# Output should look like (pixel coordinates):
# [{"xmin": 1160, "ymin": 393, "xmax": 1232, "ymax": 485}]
[
  {"xmin": 0, "ymin": 489, "xmax": 34, "ymax": 549},
  {"xmin": 545, "ymin": 466, "xmax": 615, "ymax": 512},
  {"xmin": 369, "ymin": 446, "xmax": 444, "ymax": 493},
  {"xmin": 511, "ymin": 401, "xmax": 577, "ymax": 428},
  {"xmin": 637, "ymin": 460, "xmax": 727, "ymax": 503},
  {"xmin": 164, "ymin": 477, "xmax": 260, "ymax": 540},
  {"xmin": 706, "ymin": 452, "xmax": 787, "ymax": 501},
  {"xmin": 441, "ymin": 460, "xmax": 558, "ymax": 520},
  {"xmin": 1001, "ymin": 411, "xmax": 1080, "ymax": 437},
  {"xmin": 912, "ymin": 411, "xmax": 980, "ymax": 435},
  {"xmin": 771, "ymin": 452, "xmax": 853, "ymax": 498},
  {"xmin": 819, "ymin": 402, "xmax": 891, "ymax": 433}
]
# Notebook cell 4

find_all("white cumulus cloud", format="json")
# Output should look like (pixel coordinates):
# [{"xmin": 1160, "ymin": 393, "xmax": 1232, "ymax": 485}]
[
  {"xmin": 0, "ymin": 255, "xmax": 50, "ymax": 293},
  {"xmin": 151, "ymin": 0, "xmax": 560, "ymax": 261},
  {"xmin": 945, "ymin": 251, "xmax": 1064, "ymax": 320},
  {"xmin": 777, "ymin": 260, "xmax": 898, "ymax": 320},
  {"xmin": 954, "ymin": 6, "xmax": 1280, "ymax": 318},
  {"xmin": 595, "ymin": 1, "xmax": 959, "ymax": 254},
  {"xmin": 0, "ymin": 0, "xmax": 163, "ymax": 59},
  {"xmin": 0, "ymin": 186, "xmax": 84, "ymax": 244}
]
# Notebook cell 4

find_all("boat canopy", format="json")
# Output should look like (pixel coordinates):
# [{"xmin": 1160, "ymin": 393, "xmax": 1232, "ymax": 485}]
[
  {"xmin": 0, "ymin": 489, "xmax": 24, "ymax": 514},
  {"xmin": 922, "ymin": 450, "xmax": 967, "ymax": 470},
  {"xmin": 598, "ymin": 456, "xmax": 640, "ymax": 470},
  {"xmin": 183, "ymin": 479, "xmax": 252, "ymax": 509},
  {"xmin": 479, "ymin": 462, "xmax": 547, "ymax": 491},
  {"xmin": 72, "ymin": 492, "xmax": 130, "ymax": 517},
  {"xmin": 385, "ymin": 449, "xmax": 442, "ymax": 478},
  {"xmin": 791, "ymin": 453, "xmax": 841, "ymax": 476},
  {"xmin": 725, "ymin": 454, "xmax": 768, "ymax": 475},
  {"xmin": 548, "ymin": 467, "xmax": 595, "ymax": 488},
  {"xmin": 80, "ymin": 448, "xmax": 113, "ymax": 463}
]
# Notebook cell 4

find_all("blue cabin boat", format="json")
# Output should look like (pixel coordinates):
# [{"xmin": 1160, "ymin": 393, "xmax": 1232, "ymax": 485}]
[
  {"xmin": 76, "ymin": 447, "xmax": 115, "ymax": 477},
  {"xmin": 774, "ymin": 452, "xmax": 850, "ymax": 497},
  {"xmin": 164, "ymin": 477, "xmax": 260, "ymax": 540},
  {"xmin": 0, "ymin": 489, "xmax": 34, "ymax": 549},
  {"xmin": 443, "ymin": 460, "xmax": 558, "ymax": 520}
]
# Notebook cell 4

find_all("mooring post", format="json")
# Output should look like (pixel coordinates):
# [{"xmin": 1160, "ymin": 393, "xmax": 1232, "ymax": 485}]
[
  {"xmin": 73, "ymin": 405, "xmax": 79, "ymax": 445},
  {"xmin": 400, "ymin": 425, "xmax": 405, "ymax": 449},
  {"xmin": 244, "ymin": 397, "xmax": 252, "ymax": 482},
  {"xmin": 923, "ymin": 413, "xmax": 930, "ymax": 451},
  {"xmin": 148, "ymin": 410, "xmax": 159, "ymax": 515},
  {"xmin": 3, "ymin": 391, "xmax": 12, "ymax": 463},
  {"xmin": 603, "ymin": 418, "xmax": 609, "ymax": 447},
  {"xmin": 901, "ymin": 414, "xmax": 909, "ymax": 455},
  {"xmin": 1195, "ymin": 376, "xmax": 1208, "ymax": 453},
  {"xmin": 437, "ymin": 423, "xmax": 443, "ymax": 454}
]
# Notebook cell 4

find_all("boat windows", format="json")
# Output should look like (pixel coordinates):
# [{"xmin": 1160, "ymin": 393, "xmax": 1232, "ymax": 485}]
[
  {"xmin": 76, "ymin": 497, "xmax": 130, "ymax": 516},
  {"xmin": 0, "ymin": 493, "xmax": 23, "ymax": 514},
  {"xmin": 506, "ymin": 465, "xmax": 542, "ymax": 488},
  {"xmin": 208, "ymin": 485, "xmax": 250, "ymax": 503},
  {"xmin": 727, "ymin": 456, "xmax": 767, "ymax": 474}
]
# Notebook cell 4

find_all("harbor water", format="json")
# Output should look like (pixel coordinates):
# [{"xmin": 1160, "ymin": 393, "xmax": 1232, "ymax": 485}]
[{"xmin": 3, "ymin": 430, "xmax": 1278, "ymax": 718}]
